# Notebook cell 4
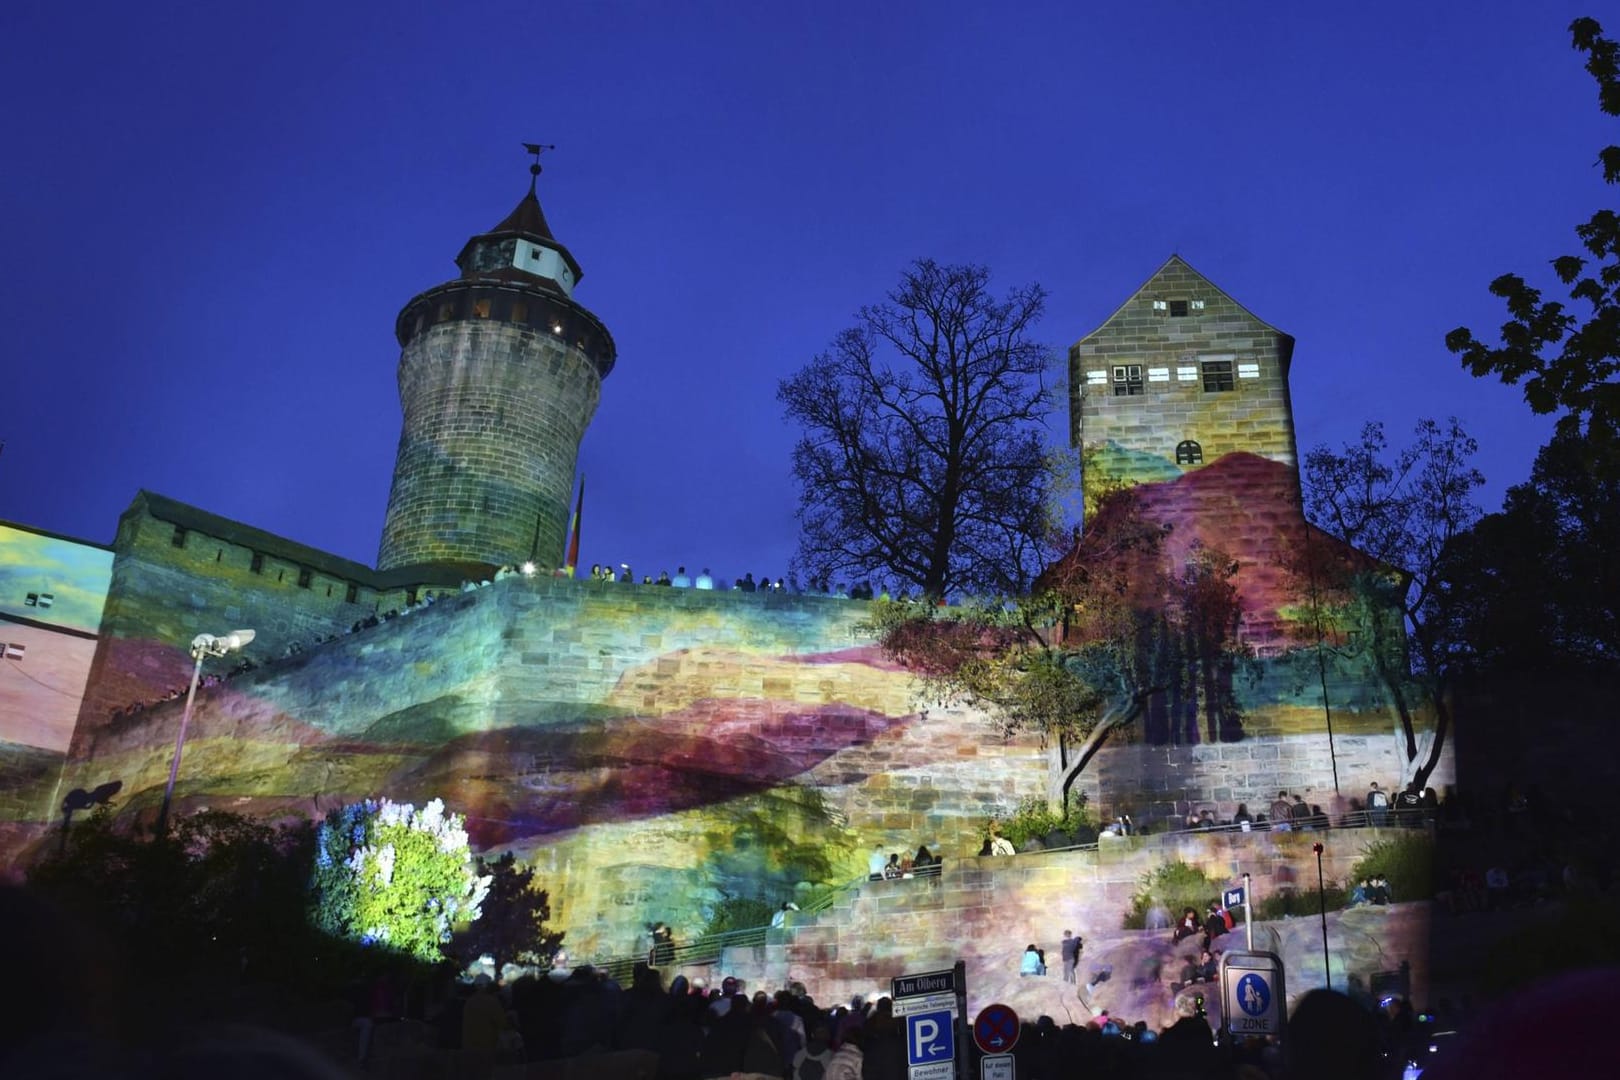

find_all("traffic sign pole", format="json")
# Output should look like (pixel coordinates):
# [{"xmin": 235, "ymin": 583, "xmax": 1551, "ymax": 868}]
[{"xmin": 1243, "ymin": 872, "xmax": 1253, "ymax": 951}]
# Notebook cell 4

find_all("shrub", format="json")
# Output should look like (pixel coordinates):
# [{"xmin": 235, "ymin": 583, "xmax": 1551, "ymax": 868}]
[
  {"xmin": 1123, "ymin": 860, "xmax": 1224, "ymax": 929},
  {"xmin": 308, "ymin": 797, "xmax": 490, "ymax": 963},
  {"xmin": 698, "ymin": 893, "xmax": 776, "ymax": 937},
  {"xmin": 998, "ymin": 793, "xmax": 1096, "ymax": 849},
  {"xmin": 1350, "ymin": 832, "xmax": 1434, "ymax": 902},
  {"xmin": 1254, "ymin": 885, "xmax": 1348, "ymax": 919}
]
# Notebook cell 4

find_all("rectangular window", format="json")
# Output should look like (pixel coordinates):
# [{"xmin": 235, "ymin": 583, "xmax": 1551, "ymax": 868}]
[
  {"xmin": 250, "ymin": 552, "xmax": 264, "ymax": 574},
  {"xmin": 406, "ymin": 587, "xmax": 419, "ymax": 606},
  {"xmin": 437, "ymin": 303, "xmax": 454, "ymax": 323},
  {"xmin": 25, "ymin": 592, "xmax": 38, "ymax": 606},
  {"xmin": 1147, "ymin": 367, "xmax": 1170, "ymax": 382},
  {"xmin": 1191, "ymin": 299, "xmax": 1206, "ymax": 311},
  {"xmin": 297, "ymin": 567, "xmax": 313, "ymax": 589},
  {"xmin": 472, "ymin": 298, "xmax": 491, "ymax": 318},
  {"xmin": 1169, "ymin": 299, "xmax": 1189, "ymax": 317},
  {"xmin": 1085, "ymin": 369, "xmax": 1108, "ymax": 387},
  {"xmin": 1176, "ymin": 366, "xmax": 1199, "ymax": 381},
  {"xmin": 1151, "ymin": 299, "xmax": 1168, "ymax": 313},
  {"xmin": 1202, "ymin": 360, "xmax": 1235, "ymax": 393},
  {"xmin": 3, "ymin": 642, "xmax": 24, "ymax": 660},
  {"xmin": 171, "ymin": 525, "xmax": 187, "ymax": 548},
  {"xmin": 1238, "ymin": 362, "xmax": 1261, "ymax": 379},
  {"xmin": 345, "ymin": 583, "xmax": 359, "ymax": 604},
  {"xmin": 510, "ymin": 300, "xmax": 528, "ymax": 323},
  {"xmin": 1112, "ymin": 364, "xmax": 1144, "ymax": 396}
]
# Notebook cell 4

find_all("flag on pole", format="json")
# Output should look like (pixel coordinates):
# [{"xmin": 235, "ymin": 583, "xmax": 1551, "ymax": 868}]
[{"xmin": 564, "ymin": 476, "xmax": 584, "ymax": 576}]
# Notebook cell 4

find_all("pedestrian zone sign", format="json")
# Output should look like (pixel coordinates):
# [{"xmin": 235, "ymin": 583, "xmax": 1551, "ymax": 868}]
[
  {"xmin": 1219, "ymin": 950, "xmax": 1285, "ymax": 1039},
  {"xmin": 905, "ymin": 1010, "xmax": 955, "ymax": 1080}
]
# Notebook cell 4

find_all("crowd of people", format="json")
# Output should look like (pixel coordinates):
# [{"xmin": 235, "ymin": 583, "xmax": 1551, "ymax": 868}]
[
  {"xmin": 584, "ymin": 564, "xmax": 918, "ymax": 601},
  {"xmin": 866, "ymin": 844, "xmax": 942, "ymax": 880}
]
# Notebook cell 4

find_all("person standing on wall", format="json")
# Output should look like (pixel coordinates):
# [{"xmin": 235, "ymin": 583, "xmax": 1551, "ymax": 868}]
[{"xmin": 1060, "ymin": 930, "xmax": 1082, "ymax": 984}]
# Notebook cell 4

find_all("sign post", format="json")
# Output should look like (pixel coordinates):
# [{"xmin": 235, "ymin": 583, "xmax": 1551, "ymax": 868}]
[
  {"xmin": 1219, "ymin": 950, "xmax": 1286, "ymax": 1043},
  {"xmin": 972, "ymin": 1002, "xmax": 1019, "ymax": 1080},
  {"xmin": 893, "ymin": 967, "xmax": 962, "ymax": 1080},
  {"xmin": 1225, "ymin": 876, "xmax": 1253, "ymax": 952}
]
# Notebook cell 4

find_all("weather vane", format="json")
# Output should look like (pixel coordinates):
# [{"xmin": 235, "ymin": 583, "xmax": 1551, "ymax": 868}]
[{"xmin": 522, "ymin": 142, "xmax": 556, "ymax": 192}]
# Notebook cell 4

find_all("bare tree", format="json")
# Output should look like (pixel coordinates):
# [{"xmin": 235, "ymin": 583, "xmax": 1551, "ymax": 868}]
[
  {"xmin": 1300, "ymin": 418, "xmax": 1484, "ymax": 793},
  {"xmin": 778, "ymin": 260, "xmax": 1054, "ymax": 598}
]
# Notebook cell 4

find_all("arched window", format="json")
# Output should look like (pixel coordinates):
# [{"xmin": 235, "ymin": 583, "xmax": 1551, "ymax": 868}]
[{"xmin": 1176, "ymin": 440, "xmax": 1203, "ymax": 465}]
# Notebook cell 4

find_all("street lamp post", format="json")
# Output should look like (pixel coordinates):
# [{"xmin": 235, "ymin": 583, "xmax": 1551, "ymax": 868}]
[
  {"xmin": 1313, "ymin": 841, "xmax": 1331, "ymax": 990},
  {"xmin": 154, "ymin": 629, "xmax": 254, "ymax": 837}
]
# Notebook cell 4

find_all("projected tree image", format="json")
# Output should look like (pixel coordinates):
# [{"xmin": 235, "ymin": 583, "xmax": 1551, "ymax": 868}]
[{"xmin": 308, "ymin": 797, "xmax": 490, "ymax": 963}]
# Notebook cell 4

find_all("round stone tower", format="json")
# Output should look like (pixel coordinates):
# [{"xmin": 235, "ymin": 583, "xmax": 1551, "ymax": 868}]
[{"xmin": 378, "ymin": 168, "xmax": 615, "ymax": 574}]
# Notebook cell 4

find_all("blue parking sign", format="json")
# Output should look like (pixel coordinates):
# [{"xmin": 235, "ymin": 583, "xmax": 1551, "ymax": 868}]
[{"xmin": 906, "ymin": 1009, "xmax": 955, "ymax": 1067}]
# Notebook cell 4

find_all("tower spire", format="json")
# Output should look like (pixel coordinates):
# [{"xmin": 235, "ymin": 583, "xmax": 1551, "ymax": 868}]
[{"xmin": 521, "ymin": 141, "xmax": 555, "ymax": 195}]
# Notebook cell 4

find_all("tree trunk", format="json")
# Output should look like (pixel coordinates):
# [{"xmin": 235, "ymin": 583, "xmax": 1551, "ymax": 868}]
[{"xmin": 1044, "ymin": 700, "xmax": 1147, "ymax": 815}]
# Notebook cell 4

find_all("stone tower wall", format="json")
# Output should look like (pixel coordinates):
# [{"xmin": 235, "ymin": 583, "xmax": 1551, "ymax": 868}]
[
  {"xmin": 378, "ymin": 320, "xmax": 601, "ymax": 572},
  {"xmin": 1069, "ymin": 257, "xmax": 1300, "ymax": 510}
]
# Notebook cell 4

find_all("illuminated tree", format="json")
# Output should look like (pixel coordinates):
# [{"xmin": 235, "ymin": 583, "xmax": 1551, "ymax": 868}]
[
  {"xmin": 871, "ymin": 490, "xmax": 1245, "ymax": 816},
  {"xmin": 308, "ymin": 798, "xmax": 490, "ymax": 963},
  {"xmin": 779, "ymin": 259, "xmax": 1055, "ymax": 598},
  {"xmin": 1300, "ymin": 419, "xmax": 1483, "ymax": 793}
]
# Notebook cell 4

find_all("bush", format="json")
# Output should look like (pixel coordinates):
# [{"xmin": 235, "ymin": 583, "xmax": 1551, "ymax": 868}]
[
  {"xmin": 1254, "ymin": 885, "xmax": 1348, "ymax": 919},
  {"xmin": 998, "ymin": 793, "xmax": 1095, "ymax": 849},
  {"xmin": 1350, "ymin": 832, "xmax": 1434, "ymax": 902},
  {"xmin": 1123, "ymin": 860, "xmax": 1224, "ymax": 930},
  {"xmin": 698, "ymin": 893, "xmax": 776, "ymax": 937},
  {"xmin": 308, "ymin": 797, "xmax": 490, "ymax": 963}
]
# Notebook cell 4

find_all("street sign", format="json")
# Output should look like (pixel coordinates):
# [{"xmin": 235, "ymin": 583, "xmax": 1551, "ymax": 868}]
[
  {"xmin": 1220, "ymin": 950, "xmax": 1286, "ymax": 1039},
  {"xmin": 894, "ymin": 966, "xmax": 963, "ymax": 1080},
  {"xmin": 893, "ymin": 969, "xmax": 958, "ymax": 999},
  {"xmin": 980, "ymin": 1054, "xmax": 1014, "ymax": 1080},
  {"xmin": 1223, "ymin": 886, "xmax": 1246, "ymax": 909},
  {"xmin": 972, "ymin": 1003, "xmax": 1020, "ymax": 1054},
  {"xmin": 907, "ymin": 1010, "xmax": 955, "ymax": 1066}
]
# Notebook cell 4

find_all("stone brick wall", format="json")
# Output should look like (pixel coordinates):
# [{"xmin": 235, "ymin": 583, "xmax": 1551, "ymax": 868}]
[
  {"xmin": 70, "ymin": 496, "xmax": 432, "ymax": 754},
  {"xmin": 718, "ymin": 827, "xmax": 1432, "ymax": 1024},
  {"xmin": 1069, "ymin": 255, "xmax": 1300, "ymax": 509},
  {"xmin": 377, "ymin": 321, "xmax": 602, "ymax": 572}
]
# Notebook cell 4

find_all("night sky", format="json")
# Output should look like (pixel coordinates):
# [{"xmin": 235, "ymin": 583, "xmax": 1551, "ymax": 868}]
[{"xmin": 1, "ymin": 1, "xmax": 1604, "ymax": 587}]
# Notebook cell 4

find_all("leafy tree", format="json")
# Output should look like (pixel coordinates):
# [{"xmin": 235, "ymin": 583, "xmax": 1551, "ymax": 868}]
[
  {"xmin": 449, "ymin": 851, "xmax": 564, "ymax": 976},
  {"xmin": 1300, "ymin": 419, "xmax": 1484, "ymax": 793},
  {"xmin": 778, "ymin": 259, "xmax": 1055, "ymax": 598},
  {"xmin": 1446, "ymin": 18, "xmax": 1620, "ymax": 443},
  {"xmin": 871, "ymin": 489, "xmax": 1245, "ymax": 816},
  {"xmin": 308, "ymin": 797, "xmax": 490, "ymax": 964},
  {"xmin": 1445, "ymin": 424, "xmax": 1620, "ymax": 672}
]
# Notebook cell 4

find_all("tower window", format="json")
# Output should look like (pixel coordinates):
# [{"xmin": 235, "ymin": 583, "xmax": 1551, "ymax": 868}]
[
  {"xmin": 1151, "ymin": 299, "xmax": 1168, "ymax": 313},
  {"xmin": 250, "ymin": 552, "xmax": 264, "ymax": 574},
  {"xmin": 1191, "ymin": 299, "xmax": 1206, "ymax": 311},
  {"xmin": 510, "ymin": 300, "xmax": 528, "ymax": 324},
  {"xmin": 297, "ymin": 567, "xmax": 313, "ymax": 589},
  {"xmin": 472, "ymin": 299, "xmax": 491, "ymax": 319},
  {"xmin": 437, "ymin": 303, "xmax": 455, "ymax": 323},
  {"xmin": 171, "ymin": 526, "xmax": 187, "ymax": 548},
  {"xmin": 1112, "ymin": 365, "xmax": 1144, "ymax": 396},
  {"xmin": 1202, "ymin": 360, "xmax": 1235, "ymax": 393},
  {"xmin": 1176, "ymin": 440, "xmax": 1204, "ymax": 465},
  {"xmin": 1169, "ymin": 299, "xmax": 1189, "ymax": 317},
  {"xmin": 345, "ymin": 583, "xmax": 359, "ymax": 604}
]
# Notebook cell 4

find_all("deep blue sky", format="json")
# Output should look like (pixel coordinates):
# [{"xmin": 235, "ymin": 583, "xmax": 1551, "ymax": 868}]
[{"xmin": 1, "ymin": 1, "xmax": 1605, "ymax": 586}]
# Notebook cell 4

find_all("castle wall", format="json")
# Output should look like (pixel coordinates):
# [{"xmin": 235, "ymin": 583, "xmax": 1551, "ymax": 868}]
[
  {"xmin": 28, "ymin": 569, "xmax": 1444, "ymax": 945},
  {"xmin": 378, "ymin": 320, "xmax": 602, "ymax": 572}
]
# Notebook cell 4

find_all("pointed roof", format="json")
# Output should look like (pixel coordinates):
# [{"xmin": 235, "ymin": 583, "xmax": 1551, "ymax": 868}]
[
  {"xmin": 490, "ymin": 186, "xmax": 555, "ymax": 242},
  {"xmin": 1072, "ymin": 253, "xmax": 1294, "ymax": 376}
]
